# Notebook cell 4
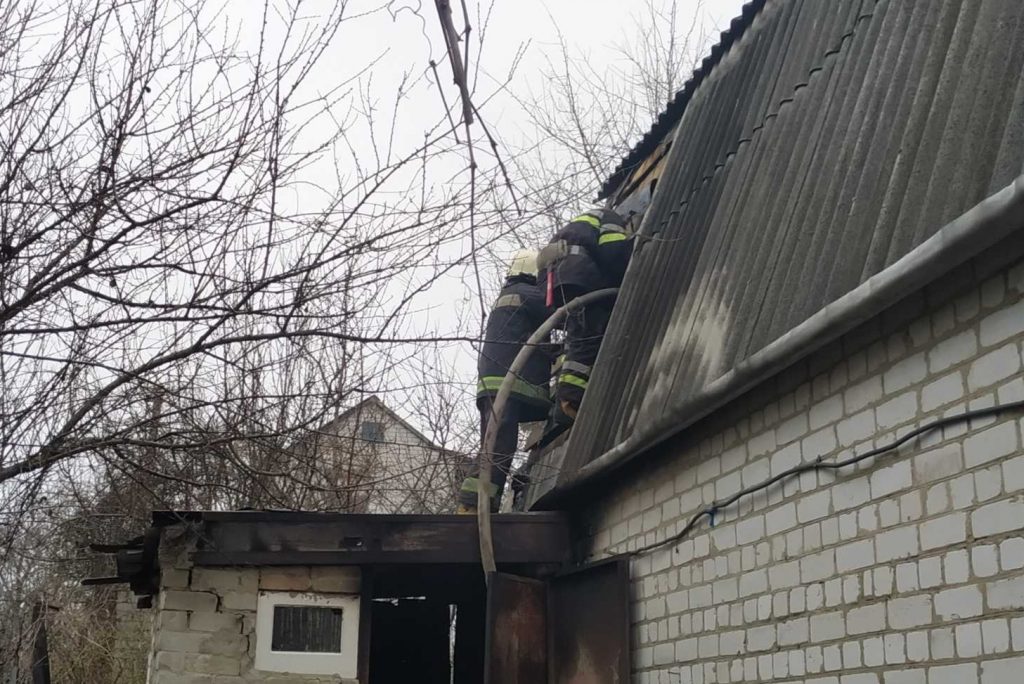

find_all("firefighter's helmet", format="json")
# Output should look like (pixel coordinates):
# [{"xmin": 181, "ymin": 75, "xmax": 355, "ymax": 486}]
[{"xmin": 507, "ymin": 249, "xmax": 539, "ymax": 279}]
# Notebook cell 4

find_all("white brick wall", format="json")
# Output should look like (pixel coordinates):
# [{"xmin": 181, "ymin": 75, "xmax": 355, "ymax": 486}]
[
  {"xmin": 147, "ymin": 549, "xmax": 361, "ymax": 684},
  {"xmin": 581, "ymin": 259, "xmax": 1024, "ymax": 684}
]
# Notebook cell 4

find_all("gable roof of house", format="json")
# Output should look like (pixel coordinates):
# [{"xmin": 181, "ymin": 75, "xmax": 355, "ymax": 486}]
[
  {"xmin": 535, "ymin": 0, "xmax": 1024, "ymax": 504},
  {"xmin": 320, "ymin": 395, "xmax": 445, "ymax": 451}
]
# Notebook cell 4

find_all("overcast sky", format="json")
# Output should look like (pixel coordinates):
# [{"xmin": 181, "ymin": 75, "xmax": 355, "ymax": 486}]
[
  {"xmin": 227, "ymin": 0, "xmax": 750, "ymax": 437},
  {"xmin": 343, "ymin": 0, "xmax": 748, "ymax": 433}
]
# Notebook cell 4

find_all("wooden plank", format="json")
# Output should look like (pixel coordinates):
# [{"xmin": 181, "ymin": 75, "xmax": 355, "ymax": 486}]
[
  {"xmin": 485, "ymin": 573, "xmax": 547, "ymax": 684},
  {"xmin": 193, "ymin": 513, "xmax": 570, "ymax": 566}
]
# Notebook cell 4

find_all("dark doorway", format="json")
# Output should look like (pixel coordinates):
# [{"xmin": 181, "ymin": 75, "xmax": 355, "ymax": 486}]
[{"xmin": 368, "ymin": 598, "xmax": 451, "ymax": 684}]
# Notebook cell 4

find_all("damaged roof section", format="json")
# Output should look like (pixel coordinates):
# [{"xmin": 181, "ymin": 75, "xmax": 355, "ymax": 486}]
[{"xmin": 547, "ymin": 0, "xmax": 1024, "ymax": 499}]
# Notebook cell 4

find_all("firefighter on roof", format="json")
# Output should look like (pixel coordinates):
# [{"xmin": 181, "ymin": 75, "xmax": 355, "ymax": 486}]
[
  {"xmin": 537, "ymin": 208, "xmax": 634, "ymax": 419},
  {"xmin": 458, "ymin": 249, "xmax": 552, "ymax": 514}
]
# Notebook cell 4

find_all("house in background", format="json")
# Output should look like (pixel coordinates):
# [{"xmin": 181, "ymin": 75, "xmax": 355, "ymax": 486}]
[
  {"xmin": 523, "ymin": 0, "xmax": 1024, "ymax": 681},
  {"xmin": 302, "ymin": 396, "xmax": 464, "ymax": 515}
]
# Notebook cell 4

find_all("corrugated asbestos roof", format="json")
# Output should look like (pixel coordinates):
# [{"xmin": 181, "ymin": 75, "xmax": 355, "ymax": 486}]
[{"xmin": 557, "ymin": 0, "xmax": 1024, "ymax": 490}]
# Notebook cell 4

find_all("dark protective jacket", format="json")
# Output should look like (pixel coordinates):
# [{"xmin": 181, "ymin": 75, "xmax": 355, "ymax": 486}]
[
  {"xmin": 476, "ymin": 275, "xmax": 552, "ymax": 420},
  {"xmin": 537, "ymin": 209, "xmax": 634, "ymax": 297}
]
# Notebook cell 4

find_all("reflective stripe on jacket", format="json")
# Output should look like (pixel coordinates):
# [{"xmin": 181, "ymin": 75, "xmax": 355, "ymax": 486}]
[
  {"xmin": 476, "ymin": 276, "xmax": 552, "ymax": 416},
  {"xmin": 537, "ymin": 208, "xmax": 634, "ymax": 293}
]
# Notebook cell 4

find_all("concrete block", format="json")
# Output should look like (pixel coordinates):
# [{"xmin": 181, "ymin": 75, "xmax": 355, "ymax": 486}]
[
  {"xmin": 912, "ymin": 444, "xmax": 962, "ymax": 485},
  {"xmin": 765, "ymin": 502, "xmax": 797, "ymax": 535},
  {"xmin": 943, "ymin": 549, "xmax": 969, "ymax": 584},
  {"xmin": 161, "ymin": 590, "xmax": 218, "ymax": 613},
  {"xmin": 980, "ymin": 298, "xmax": 1024, "ymax": 347},
  {"xmin": 1000, "ymin": 537, "xmax": 1024, "ymax": 571},
  {"xmin": 864, "ymin": 636, "xmax": 885, "ymax": 667},
  {"xmin": 988, "ymin": 576, "xmax": 1024, "ymax": 610},
  {"xmin": 875, "ymin": 525, "xmax": 919, "ymax": 562},
  {"xmin": 810, "ymin": 611, "xmax": 845, "ymax": 641},
  {"xmin": 797, "ymin": 490, "xmax": 831, "ymax": 523},
  {"xmin": 876, "ymin": 391, "xmax": 918, "ymax": 430},
  {"xmin": 156, "ymin": 610, "xmax": 189, "ymax": 631},
  {"xmin": 769, "ymin": 560, "xmax": 800, "ymax": 590},
  {"xmin": 956, "ymin": 622, "xmax": 983, "ymax": 658},
  {"xmin": 834, "ymin": 475, "xmax": 871, "ymax": 511},
  {"xmin": 968, "ymin": 344, "xmax": 1022, "ymax": 392},
  {"xmin": 738, "ymin": 569, "xmax": 768, "ymax": 598},
  {"xmin": 220, "ymin": 591, "xmax": 257, "ymax": 611},
  {"xmin": 803, "ymin": 427, "xmax": 838, "ymax": 459},
  {"xmin": 801, "ymin": 550, "xmax": 836, "ymax": 583},
  {"xmin": 973, "ymin": 544, "xmax": 1000, "ymax": 578},
  {"xmin": 837, "ymin": 409, "xmax": 876, "ymax": 446},
  {"xmin": 964, "ymin": 420, "xmax": 1019, "ymax": 468},
  {"xmin": 259, "ymin": 567, "xmax": 311, "ymax": 592},
  {"xmin": 778, "ymin": 616, "xmax": 809, "ymax": 646},
  {"xmin": 189, "ymin": 612, "xmax": 242, "ymax": 633},
  {"xmin": 928, "ymin": 663, "xmax": 976, "ymax": 684},
  {"xmin": 921, "ymin": 372, "xmax": 965, "ymax": 412},
  {"xmin": 982, "ymin": 619, "xmax": 1010, "ymax": 655},
  {"xmin": 736, "ymin": 515, "xmax": 766, "ymax": 545},
  {"xmin": 906, "ymin": 630, "xmax": 929, "ymax": 662},
  {"xmin": 674, "ymin": 637, "xmax": 697, "ymax": 660},
  {"xmin": 948, "ymin": 473, "xmax": 975, "ymax": 510},
  {"xmin": 823, "ymin": 644, "xmax": 842, "ymax": 671},
  {"xmin": 972, "ymin": 499, "xmax": 1024, "ymax": 537},
  {"xmin": 749, "ymin": 428, "xmax": 777, "ymax": 457},
  {"xmin": 896, "ymin": 562, "xmax": 919, "ymax": 593},
  {"xmin": 888, "ymin": 595, "xmax": 932, "ymax": 629},
  {"xmin": 870, "ymin": 460, "xmax": 912, "ymax": 500},
  {"xmin": 899, "ymin": 491, "xmax": 923, "ymax": 523},
  {"xmin": 918, "ymin": 556, "xmax": 942, "ymax": 589},
  {"xmin": 982, "ymin": 657, "xmax": 1024, "ymax": 684},
  {"xmin": 1004, "ymin": 454, "xmax": 1024, "ymax": 492},
  {"xmin": 161, "ymin": 568, "xmax": 191, "ymax": 590},
  {"xmin": 928, "ymin": 330, "xmax": 978, "ymax": 373},
  {"xmin": 920, "ymin": 512, "xmax": 967, "ymax": 551},
  {"xmin": 836, "ymin": 539, "xmax": 874, "ymax": 573},
  {"xmin": 926, "ymin": 483, "xmax": 951, "ymax": 515},
  {"xmin": 1012, "ymin": 617, "xmax": 1024, "ymax": 651},
  {"xmin": 883, "ymin": 353, "xmax": 927, "ymax": 393},
  {"xmin": 847, "ymin": 603, "xmax": 886, "ymax": 635},
  {"xmin": 771, "ymin": 443, "xmax": 802, "ymax": 476},
  {"xmin": 191, "ymin": 568, "xmax": 258, "ymax": 594},
  {"xmin": 935, "ymin": 585, "xmax": 983, "ymax": 621},
  {"xmin": 884, "ymin": 632, "xmax": 906, "ymax": 665},
  {"xmin": 975, "ymin": 464, "xmax": 1003, "ymax": 501},
  {"xmin": 155, "ymin": 629, "xmax": 209, "ymax": 654},
  {"xmin": 884, "ymin": 669, "xmax": 924, "ymax": 684},
  {"xmin": 930, "ymin": 627, "xmax": 955, "ymax": 659},
  {"xmin": 811, "ymin": 395, "xmax": 844, "ymax": 430},
  {"xmin": 777, "ymin": 411, "xmax": 809, "ymax": 446},
  {"xmin": 846, "ymin": 376, "xmax": 883, "ymax": 413}
]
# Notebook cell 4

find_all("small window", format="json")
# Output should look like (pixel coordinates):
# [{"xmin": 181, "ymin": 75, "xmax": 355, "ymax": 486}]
[
  {"xmin": 360, "ymin": 421, "xmax": 384, "ymax": 443},
  {"xmin": 271, "ymin": 605, "xmax": 344, "ymax": 653},
  {"xmin": 255, "ymin": 592, "xmax": 360, "ymax": 677}
]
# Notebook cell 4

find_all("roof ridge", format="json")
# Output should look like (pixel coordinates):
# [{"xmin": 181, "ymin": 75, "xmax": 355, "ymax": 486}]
[{"xmin": 598, "ymin": 0, "xmax": 767, "ymax": 200}]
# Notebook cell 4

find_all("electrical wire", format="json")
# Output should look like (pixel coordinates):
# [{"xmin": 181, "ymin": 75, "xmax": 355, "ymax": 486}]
[{"xmin": 630, "ymin": 399, "xmax": 1024, "ymax": 559}]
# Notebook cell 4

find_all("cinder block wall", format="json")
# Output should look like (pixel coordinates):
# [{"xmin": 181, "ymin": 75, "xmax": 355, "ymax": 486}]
[
  {"xmin": 580, "ymin": 255, "xmax": 1024, "ymax": 684},
  {"xmin": 147, "ymin": 539, "xmax": 360, "ymax": 684}
]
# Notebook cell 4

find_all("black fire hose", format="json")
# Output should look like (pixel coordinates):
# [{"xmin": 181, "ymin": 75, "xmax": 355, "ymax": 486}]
[{"xmin": 476, "ymin": 288, "xmax": 619, "ymax": 580}]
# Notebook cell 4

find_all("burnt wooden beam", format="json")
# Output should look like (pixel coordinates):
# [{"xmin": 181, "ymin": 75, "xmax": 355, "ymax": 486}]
[{"xmin": 185, "ymin": 512, "xmax": 571, "ymax": 567}]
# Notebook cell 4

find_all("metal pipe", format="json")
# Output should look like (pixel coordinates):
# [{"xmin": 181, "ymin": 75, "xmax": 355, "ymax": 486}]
[
  {"xmin": 536, "ymin": 174, "xmax": 1024, "ymax": 506},
  {"xmin": 477, "ymin": 288, "xmax": 619, "ymax": 579}
]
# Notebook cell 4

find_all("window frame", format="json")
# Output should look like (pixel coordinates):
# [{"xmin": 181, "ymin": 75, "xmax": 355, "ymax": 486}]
[{"xmin": 255, "ymin": 591, "xmax": 360, "ymax": 677}]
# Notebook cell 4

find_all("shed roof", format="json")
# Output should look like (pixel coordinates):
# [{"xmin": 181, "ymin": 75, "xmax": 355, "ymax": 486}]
[{"xmin": 543, "ymin": 0, "xmax": 1024, "ymax": 501}]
